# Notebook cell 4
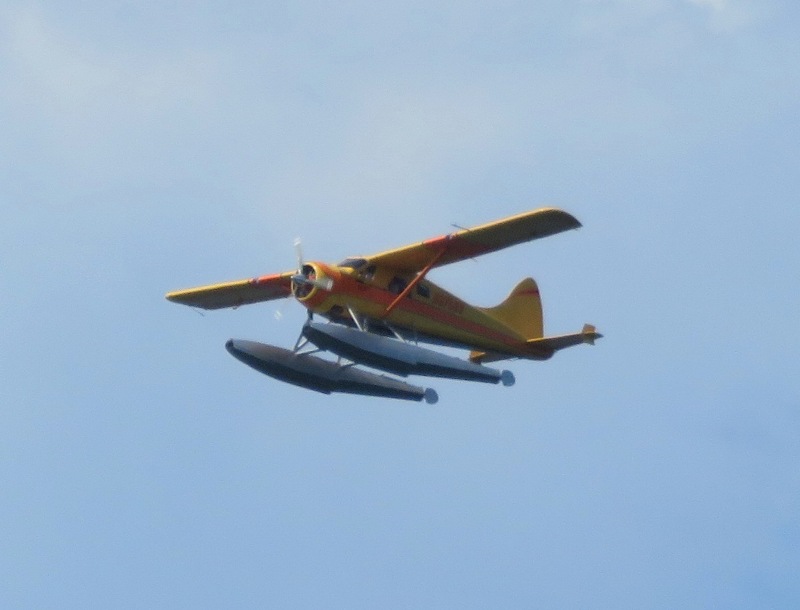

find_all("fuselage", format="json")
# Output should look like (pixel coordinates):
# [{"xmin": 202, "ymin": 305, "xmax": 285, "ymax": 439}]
[{"xmin": 292, "ymin": 260, "xmax": 528, "ymax": 356}]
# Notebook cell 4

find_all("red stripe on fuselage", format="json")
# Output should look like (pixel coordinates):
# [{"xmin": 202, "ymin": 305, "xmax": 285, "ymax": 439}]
[
  {"xmin": 313, "ymin": 272, "xmax": 524, "ymax": 350},
  {"xmin": 391, "ymin": 296, "xmax": 521, "ymax": 348}
]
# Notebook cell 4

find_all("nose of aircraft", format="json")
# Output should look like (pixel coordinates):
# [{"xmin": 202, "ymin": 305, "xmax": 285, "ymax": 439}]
[{"xmin": 290, "ymin": 263, "xmax": 334, "ymax": 300}]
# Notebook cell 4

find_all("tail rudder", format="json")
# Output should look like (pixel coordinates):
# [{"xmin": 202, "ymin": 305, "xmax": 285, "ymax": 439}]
[
  {"xmin": 472, "ymin": 279, "xmax": 602, "ymax": 363},
  {"xmin": 480, "ymin": 277, "xmax": 543, "ymax": 340}
]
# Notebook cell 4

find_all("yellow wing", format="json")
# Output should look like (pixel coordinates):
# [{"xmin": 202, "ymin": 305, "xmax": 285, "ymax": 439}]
[
  {"xmin": 166, "ymin": 271, "xmax": 294, "ymax": 310},
  {"xmin": 360, "ymin": 207, "xmax": 581, "ymax": 273}
]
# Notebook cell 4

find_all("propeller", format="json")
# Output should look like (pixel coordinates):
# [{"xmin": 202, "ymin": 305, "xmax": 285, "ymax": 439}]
[
  {"xmin": 292, "ymin": 272, "xmax": 333, "ymax": 292},
  {"xmin": 290, "ymin": 238, "xmax": 333, "ymax": 293}
]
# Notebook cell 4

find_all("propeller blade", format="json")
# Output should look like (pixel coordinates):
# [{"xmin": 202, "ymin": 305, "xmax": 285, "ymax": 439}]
[{"xmin": 293, "ymin": 237, "xmax": 304, "ymax": 270}]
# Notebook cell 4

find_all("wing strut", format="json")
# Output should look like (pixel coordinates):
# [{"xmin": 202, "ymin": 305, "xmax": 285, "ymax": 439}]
[{"xmin": 381, "ymin": 244, "xmax": 449, "ymax": 318}]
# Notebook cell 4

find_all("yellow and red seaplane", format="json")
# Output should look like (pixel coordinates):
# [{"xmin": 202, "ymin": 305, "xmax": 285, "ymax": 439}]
[{"xmin": 166, "ymin": 208, "xmax": 601, "ymax": 403}]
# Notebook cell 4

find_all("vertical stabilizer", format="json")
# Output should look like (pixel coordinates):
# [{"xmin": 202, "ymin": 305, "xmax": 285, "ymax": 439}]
[{"xmin": 480, "ymin": 277, "xmax": 543, "ymax": 340}]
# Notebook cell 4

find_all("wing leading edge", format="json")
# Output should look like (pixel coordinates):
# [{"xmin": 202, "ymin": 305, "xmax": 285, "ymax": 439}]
[
  {"xmin": 361, "ymin": 207, "xmax": 581, "ymax": 274},
  {"xmin": 166, "ymin": 272, "xmax": 294, "ymax": 310}
]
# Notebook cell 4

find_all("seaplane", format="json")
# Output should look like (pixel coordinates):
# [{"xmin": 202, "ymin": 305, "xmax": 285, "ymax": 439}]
[{"xmin": 166, "ymin": 207, "xmax": 601, "ymax": 403}]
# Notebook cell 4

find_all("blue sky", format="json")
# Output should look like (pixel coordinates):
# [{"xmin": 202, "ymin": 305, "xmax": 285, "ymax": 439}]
[{"xmin": 2, "ymin": 1, "xmax": 799, "ymax": 608}]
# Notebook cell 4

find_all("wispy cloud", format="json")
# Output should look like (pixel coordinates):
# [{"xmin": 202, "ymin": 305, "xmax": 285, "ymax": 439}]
[
  {"xmin": 685, "ymin": 0, "xmax": 755, "ymax": 30},
  {"xmin": 578, "ymin": 0, "xmax": 757, "ymax": 33},
  {"xmin": 688, "ymin": 0, "xmax": 728, "ymax": 9},
  {"xmin": 0, "ymin": 6, "xmax": 219, "ymax": 149}
]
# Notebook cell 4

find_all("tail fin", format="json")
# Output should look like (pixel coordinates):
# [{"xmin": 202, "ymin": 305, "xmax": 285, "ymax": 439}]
[
  {"xmin": 471, "ymin": 279, "xmax": 602, "ymax": 364},
  {"xmin": 479, "ymin": 277, "xmax": 543, "ymax": 340}
]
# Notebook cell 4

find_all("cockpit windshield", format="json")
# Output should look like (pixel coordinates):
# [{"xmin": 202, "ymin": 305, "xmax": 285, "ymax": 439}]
[{"xmin": 337, "ymin": 257, "xmax": 367, "ymax": 270}]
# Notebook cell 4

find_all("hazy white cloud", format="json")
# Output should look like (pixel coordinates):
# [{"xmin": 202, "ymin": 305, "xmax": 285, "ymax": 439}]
[
  {"xmin": 689, "ymin": 0, "xmax": 727, "ymax": 9},
  {"xmin": 0, "ymin": 6, "xmax": 219, "ymax": 147},
  {"xmin": 578, "ymin": 0, "xmax": 757, "ymax": 33},
  {"xmin": 686, "ymin": 0, "xmax": 757, "ymax": 30}
]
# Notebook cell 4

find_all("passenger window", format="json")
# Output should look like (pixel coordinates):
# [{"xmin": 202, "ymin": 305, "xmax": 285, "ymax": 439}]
[{"xmin": 388, "ymin": 276, "xmax": 408, "ymax": 294}]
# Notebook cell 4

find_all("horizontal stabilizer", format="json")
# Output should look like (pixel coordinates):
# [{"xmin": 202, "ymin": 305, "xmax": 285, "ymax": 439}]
[
  {"xmin": 526, "ymin": 324, "xmax": 602, "ymax": 357},
  {"xmin": 470, "ymin": 324, "xmax": 602, "ymax": 363}
]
